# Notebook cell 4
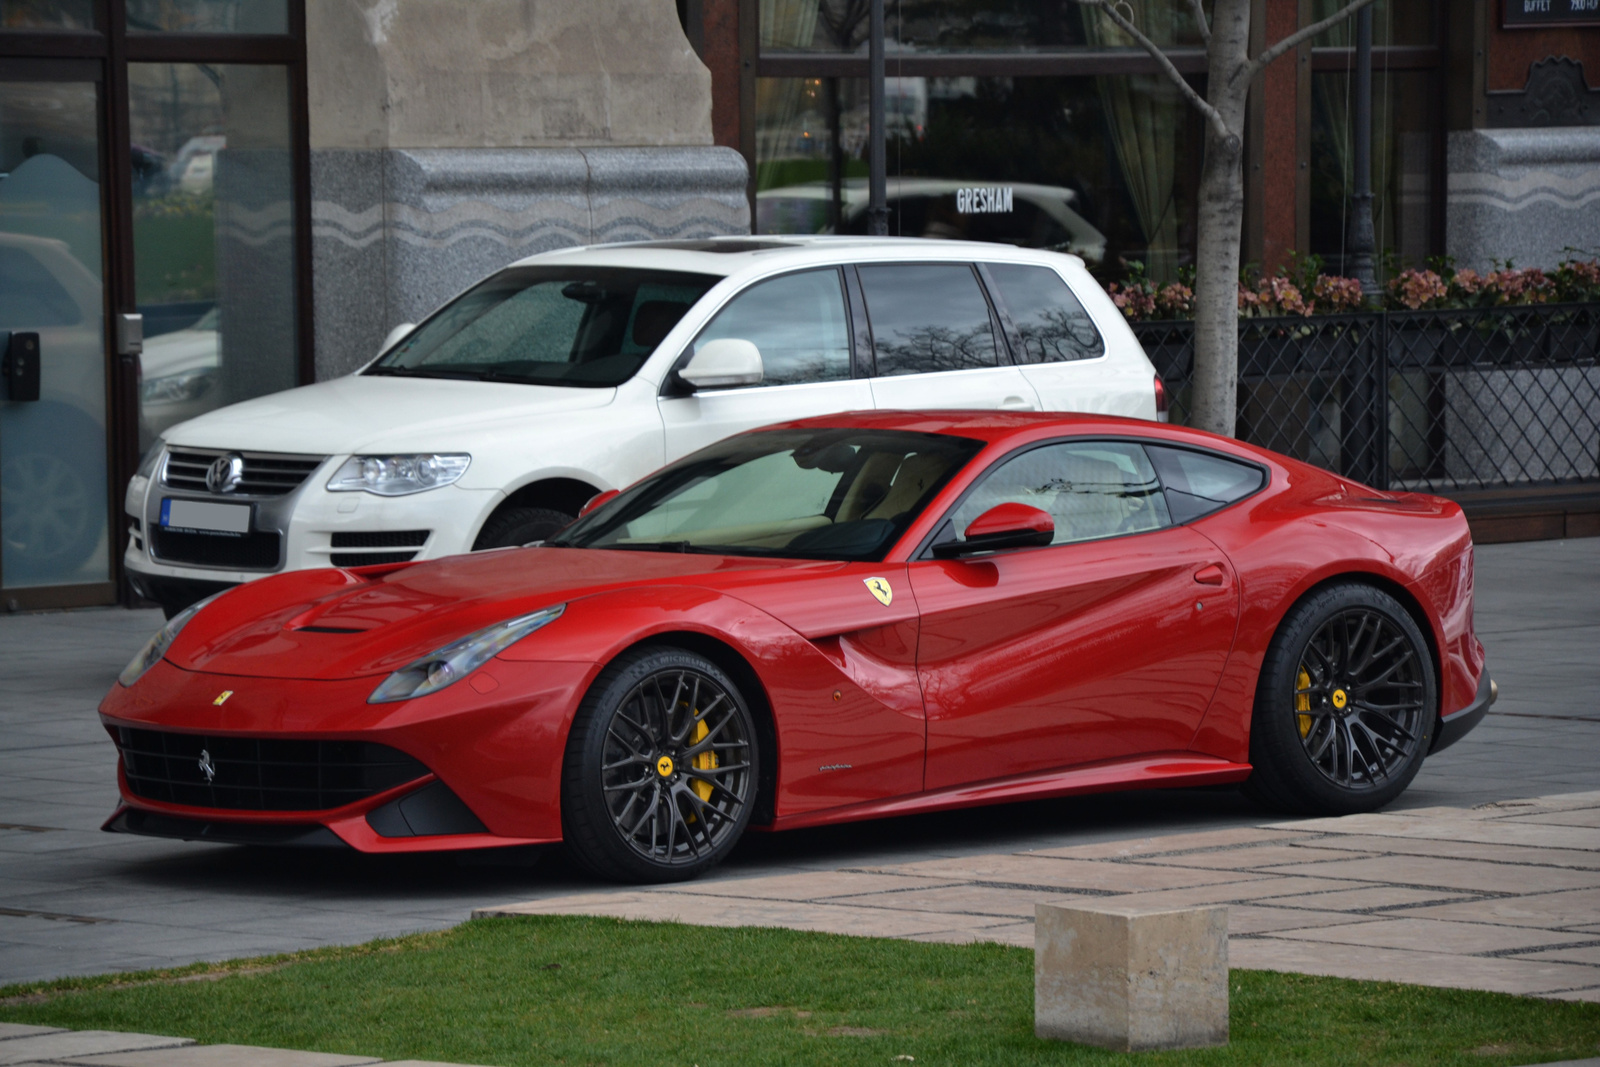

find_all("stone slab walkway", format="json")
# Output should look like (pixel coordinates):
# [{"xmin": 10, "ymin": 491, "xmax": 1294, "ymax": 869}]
[
  {"xmin": 480, "ymin": 789, "xmax": 1600, "ymax": 1001},
  {"xmin": 0, "ymin": 1024, "xmax": 486, "ymax": 1067}
]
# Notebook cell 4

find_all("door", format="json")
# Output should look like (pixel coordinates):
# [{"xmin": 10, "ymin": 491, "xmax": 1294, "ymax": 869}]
[
  {"xmin": 855, "ymin": 262, "xmax": 1041, "ymax": 413},
  {"xmin": 0, "ymin": 76, "xmax": 112, "ymax": 598},
  {"xmin": 910, "ymin": 439, "xmax": 1240, "ymax": 790},
  {"xmin": 660, "ymin": 266, "xmax": 872, "ymax": 459}
]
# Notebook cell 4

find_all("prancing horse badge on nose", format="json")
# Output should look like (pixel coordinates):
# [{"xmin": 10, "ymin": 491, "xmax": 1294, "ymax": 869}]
[{"xmin": 864, "ymin": 577, "xmax": 893, "ymax": 606}]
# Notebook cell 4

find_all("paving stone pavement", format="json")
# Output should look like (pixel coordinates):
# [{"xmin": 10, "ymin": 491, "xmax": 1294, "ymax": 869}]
[
  {"xmin": 1, "ymin": 536, "xmax": 1598, "ymax": 986},
  {"xmin": 0, "ymin": 1023, "xmax": 489, "ymax": 1067},
  {"xmin": 481, "ymin": 789, "xmax": 1600, "ymax": 1001}
]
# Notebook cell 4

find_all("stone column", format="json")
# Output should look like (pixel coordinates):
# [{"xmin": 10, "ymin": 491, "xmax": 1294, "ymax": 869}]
[{"xmin": 306, "ymin": 0, "xmax": 751, "ymax": 379}]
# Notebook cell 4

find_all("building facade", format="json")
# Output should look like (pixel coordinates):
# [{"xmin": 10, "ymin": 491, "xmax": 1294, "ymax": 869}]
[{"xmin": 2, "ymin": 0, "xmax": 1597, "ymax": 610}]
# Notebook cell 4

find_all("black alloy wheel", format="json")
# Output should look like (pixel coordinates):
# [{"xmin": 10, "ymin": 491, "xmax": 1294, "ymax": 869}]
[
  {"xmin": 1244, "ymin": 582, "xmax": 1436, "ymax": 815},
  {"xmin": 561, "ymin": 647, "xmax": 758, "ymax": 882}
]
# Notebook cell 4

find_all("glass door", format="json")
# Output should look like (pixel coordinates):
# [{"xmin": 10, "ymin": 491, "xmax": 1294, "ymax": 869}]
[{"xmin": 0, "ymin": 74, "xmax": 112, "ymax": 601}]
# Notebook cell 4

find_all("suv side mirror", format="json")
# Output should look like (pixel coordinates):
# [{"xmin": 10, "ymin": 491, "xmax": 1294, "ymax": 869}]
[
  {"xmin": 932, "ymin": 502, "xmax": 1055, "ymax": 558},
  {"xmin": 679, "ymin": 338, "xmax": 764, "ymax": 390}
]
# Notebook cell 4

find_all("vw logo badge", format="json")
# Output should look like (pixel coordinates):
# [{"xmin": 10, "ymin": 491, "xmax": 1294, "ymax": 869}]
[
  {"xmin": 205, "ymin": 453, "xmax": 245, "ymax": 494},
  {"xmin": 197, "ymin": 748, "xmax": 217, "ymax": 784}
]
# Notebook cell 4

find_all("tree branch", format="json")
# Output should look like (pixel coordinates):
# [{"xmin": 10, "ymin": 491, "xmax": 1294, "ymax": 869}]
[
  {"xmin": 1245, "ymin": 0, "xmax": 1378, "ymax": 83},
  {"xmin": 1185, "ymin": 0, "xmax": 1210, "ymax": 45},
  {"xmin": 1073, "ymin": 0, "xmax": 1230, "ymax": 143}
]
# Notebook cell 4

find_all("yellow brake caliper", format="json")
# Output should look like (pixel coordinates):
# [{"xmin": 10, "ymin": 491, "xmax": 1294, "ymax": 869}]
[
  {"xmin": 691, "ymin": 718, "xmax": 717, "ymax": 801},
  {"xmin": 1296, "ymin": 667, "xmax": 1313, "ymax": 738}
]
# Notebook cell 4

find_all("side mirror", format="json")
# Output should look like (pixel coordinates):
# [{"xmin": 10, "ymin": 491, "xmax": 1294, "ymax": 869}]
[
  {"xmin": 679, "ymin": 338, "xmax": 763, "ymax": 390},
  {"xmin": 579, "ymin": 489, "xmax": 620, "ymax": 517},
  {"xmin": 379, "ymin": 322, "xmax": 416, "ymax": 356},
  {"xmin": 932, "ymin": 502, "xmax": 1055, "ymax": 558}
]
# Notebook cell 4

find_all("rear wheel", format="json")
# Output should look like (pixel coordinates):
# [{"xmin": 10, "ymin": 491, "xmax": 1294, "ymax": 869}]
[
  {"xmin": 1244, "ymin": 582, "xmax": 1435, "ymax": 815},
  {"xmin": 561, "ymin": 647, "xmax": 758, "ymax": 883}
]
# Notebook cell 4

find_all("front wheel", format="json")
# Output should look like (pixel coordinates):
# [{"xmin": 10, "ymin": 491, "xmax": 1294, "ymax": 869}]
[
  {"xmin": 1243, "ymin": 582, "xmax": 1436, "ymax": 815},
  {"xmin": 561, "ymin": 647, "xmax": 759, "ymax": 883}
]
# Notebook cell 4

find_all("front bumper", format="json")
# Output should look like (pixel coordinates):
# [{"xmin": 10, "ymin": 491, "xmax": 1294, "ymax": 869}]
[
  {"xmin": 99, "ymin": 657, "xmax": 593, "ymax": 851},
  {"xmin": 1431, "ymin": 670, "xmax": 1496, "ymax": 754}
]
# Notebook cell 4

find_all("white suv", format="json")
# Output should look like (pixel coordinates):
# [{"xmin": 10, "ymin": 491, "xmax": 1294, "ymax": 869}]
[{"xmin": 125, "ymin": 236, "xmax": 1163, "ymax": 614}]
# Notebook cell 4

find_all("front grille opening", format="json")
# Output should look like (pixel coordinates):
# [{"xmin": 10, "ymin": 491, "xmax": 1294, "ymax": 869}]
[
  {"xmin": 114, "ymin": 727, "xmax": 428, "ymax": 812},
  {"xmin": 151, "ymin": 528, "xmax": 281, "ymax": 569},
  {"xmin": 331, "ymin": 551, "xmax": 418, "ymax": 567},
  {"xmin": 164, "ymin": 449, "xmax": 326, "ymax": 497},
  {"xmin": 331, "ymin": 530, "xmax": 429, "ymax": 548}
]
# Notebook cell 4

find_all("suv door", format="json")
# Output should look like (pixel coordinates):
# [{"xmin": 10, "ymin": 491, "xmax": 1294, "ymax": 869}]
[
  {"xmin": 659, "ymin": 267, "xmax": 873, "ymax": 460},
  {"xmin": 981, "ymin": 262, "xmax": 1149, "ymax": 417},
  {"xmin": 854, "ymin": 262, "xmax": 1041, "ymax": 413}
]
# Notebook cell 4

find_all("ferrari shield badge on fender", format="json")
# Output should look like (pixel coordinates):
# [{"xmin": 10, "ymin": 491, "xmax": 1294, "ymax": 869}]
[
  {"xmin": 213, "ymin": 690, "xmax": 234, "ymax": 706},
  {"xmin": 864, "ymin": 576, "xmax": 893, "ymax": 606}
]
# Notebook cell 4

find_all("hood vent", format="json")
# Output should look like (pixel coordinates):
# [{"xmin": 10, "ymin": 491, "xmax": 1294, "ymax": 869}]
[{"xmin": 294, "ymin": 625, "xmax": 369, "ymax": 634}]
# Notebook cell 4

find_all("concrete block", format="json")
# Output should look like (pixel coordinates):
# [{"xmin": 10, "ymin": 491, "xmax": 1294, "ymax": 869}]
[
  {"xmin": 0, "ymin": 1024, "xmax": 65, "ymax": 1040},
  {"xmin": 1034, "ymin": 903, "xmax": 1228, "ymax": 1051},
  {"xmin": 64, "ymin": 1045, "xmax": 381, "ymax": 1066}
]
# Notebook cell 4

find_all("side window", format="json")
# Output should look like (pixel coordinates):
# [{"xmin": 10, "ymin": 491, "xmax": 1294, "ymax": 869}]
[
  {"xmin": 985, "ymin": 263, "xmax": 1104, "ymax": 364},
  {"xmin": 950, "ymin": 441, "xmax": 1171, "ymax": 546},
  {"xmin": 0, "ymin": 246, "xmax": 82, "ymax": 327},
  {"xmin": 692, "ymin": 268, "xmax": 851, "ymax": 387},
  {"xmin": 1146, "ymin": 445, "xmax": 1265, "ymax": 524},
  {"xmin": 857, "ymin": 263, "xmax": 999, "ymax": 376}
]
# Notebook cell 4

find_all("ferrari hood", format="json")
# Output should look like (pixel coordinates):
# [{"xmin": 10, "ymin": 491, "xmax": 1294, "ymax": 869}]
[{"xmin": 163, "ymin": 548, "xmax": 807, "ymax": 681}]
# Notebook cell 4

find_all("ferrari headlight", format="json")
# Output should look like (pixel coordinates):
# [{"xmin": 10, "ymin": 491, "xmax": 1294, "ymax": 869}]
[
  {"xmin": 327, "ymin": 453, "xmax": 471, "ymax": 496},
  {"xmin": 368, "ymin": 604, "xmax": 565, "ymax": 704},
  {"xmin": 118, "ymin": 591, "xmax": 227, "ymax": 687}
]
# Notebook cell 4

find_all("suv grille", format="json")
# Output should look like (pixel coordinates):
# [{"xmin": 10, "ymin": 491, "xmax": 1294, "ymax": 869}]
[
  {"xmin": 164, "ymin": 449, "xmax": 326, "ymax": 496},
  {"xmin": 113, "ymin": 727, "xmax": 428, "ymax": 812},
  {"xmin": 150, "ymin": 527, "xmax": 281, "ymax": 569}
]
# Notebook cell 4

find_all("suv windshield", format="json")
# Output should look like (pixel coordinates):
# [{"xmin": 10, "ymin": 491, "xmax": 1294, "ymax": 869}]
[
  {"xmin": 366, "ymin": 266, "xmax": 722, "ymax": 387},
  {"xmin": 551, "ymin": 428, "xmax": 982, "ymax": 561}
]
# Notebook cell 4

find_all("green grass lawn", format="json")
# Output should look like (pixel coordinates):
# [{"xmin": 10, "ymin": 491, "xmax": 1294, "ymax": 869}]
[{"xmin": 3, "ymin": 915, "xmax": 1597, "ymax": 1067}]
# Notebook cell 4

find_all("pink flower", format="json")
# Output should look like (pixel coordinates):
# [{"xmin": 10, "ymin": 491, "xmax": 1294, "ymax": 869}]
[{"xmin": 1388, "ymin": 269, "xmax": 1447, "ymax": 310}]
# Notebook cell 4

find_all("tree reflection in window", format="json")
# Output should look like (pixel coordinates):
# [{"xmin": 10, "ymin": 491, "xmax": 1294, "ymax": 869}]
[{"xmin": 858, "ymin": 263, "xmax": 998, "ymax": 376}]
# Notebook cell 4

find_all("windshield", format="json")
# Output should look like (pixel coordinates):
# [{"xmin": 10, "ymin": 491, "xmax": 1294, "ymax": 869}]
[
  {"xmin": 366, "ymin": 266, "xmax": 722, "ymax": 387},
  {"xmin": 551, "ymin": 428, "xmax": 982, "ymax": 561}
]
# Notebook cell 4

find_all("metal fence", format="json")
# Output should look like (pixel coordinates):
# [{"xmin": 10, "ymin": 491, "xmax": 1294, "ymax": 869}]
[{"xmin": 1135, "ymin": 303, "xmax": 1600, "ymax": 495}]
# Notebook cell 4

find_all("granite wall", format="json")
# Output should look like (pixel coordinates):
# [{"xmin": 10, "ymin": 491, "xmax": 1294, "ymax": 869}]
[
  {"xmin": 1447, "ymin": 127, "xmax": 1600, "ymax": 272},
  {"xmin": 305, "ymin": 0, "xmax": 751, "ymax": 379}
]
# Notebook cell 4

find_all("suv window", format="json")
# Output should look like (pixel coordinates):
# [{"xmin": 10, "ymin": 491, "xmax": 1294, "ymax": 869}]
[
  {"xmin": 1146, "ymin": 445, "xmax": 1265, "ymax": 523},
  {"xmin": 985, "ymin": 263, "xmax": 1104, "ymax": 363},
  {"xmin": 0, "ymin": 246, "xmax": 81, "ymax": 327},
  {"xmin": 950, "ymin": 440, "xmax": 1171, "ymax": 546},
  {"xmin": 857, "ymin": 263, "xmax": 999, "ymax": 377},
  {"xmin": 691, "ymin": 268, "xmax": 851, "ymax": 386}
]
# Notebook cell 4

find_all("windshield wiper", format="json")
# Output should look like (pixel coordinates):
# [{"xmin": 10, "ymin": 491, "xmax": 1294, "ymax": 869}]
[
  {"xmin": 365, "ymin": 365, "xmax": 487, "ymax": 381},
  {"xmin": 606, "ymin": 541, "xmax": 700, "ymax": 553}
]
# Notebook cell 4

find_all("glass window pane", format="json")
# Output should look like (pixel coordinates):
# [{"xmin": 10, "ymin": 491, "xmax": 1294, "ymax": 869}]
[
  {"xmin": 1308, "ymin": 70, "xmax": 1433, "ymax": 274},
  {"xmin": 126, "ymin": 0, "xmax": 288, "ymax": 33},
  {"xmin": 754, "ymin": 75, "xmax": 1199, "ymax": 284},
  {"xmin": 952, "ymin": 441, "xmax": 1171, "ymax": 545},
  {"xmin": 759, "ymin": 0, "xmax": 1205, "ymax": 53},
  {"xmin": 128, "ymin": 63, "xmax": 299, "ymax": 451},
  {"xmin": 985, "ymin": 263, "xmax": 1104, "ymax": 363},
  {"xmin": 858, "ymin": 263, "xmax": 998, "ymax": 376},
  {"xmin": 694, "ymin": 268, "xmax": 851, "ymax": 386},
  {"xmin": 0, "ymin": 81, "xmax": 110, "ymax": 589},
  {"xmin": 1146, "ymin": 444, "xmax": 1263, "ymax": 523},
  {"xmin": 1, "ymin": 0, "xmax": 94, "ymax": 30},
  {"xmin": 1310, "ymin": 0, "xmax": 1432, "ymax": 47}
]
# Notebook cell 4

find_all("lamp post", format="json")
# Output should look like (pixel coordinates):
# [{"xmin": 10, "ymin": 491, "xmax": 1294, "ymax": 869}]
[
  {"xmin": 1345, "ymin": 5, "xmax": 1378, "ymax": 299},
  {"xmin": 867, "ymin": 0, "xmax": 889, "ymax": 236}
]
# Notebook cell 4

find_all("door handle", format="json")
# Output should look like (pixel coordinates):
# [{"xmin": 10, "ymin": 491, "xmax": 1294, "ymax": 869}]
[
  {"xmin": 999, "ymin": 395, "xmax": 1035, "ymax": 410},
  {"xmin": 2, "ymin": 331, "xmax": 41, "ymax": 402},
  {"xmin": 1193, "ymin": 563, "xmax": 1226, "ymax": 586}
]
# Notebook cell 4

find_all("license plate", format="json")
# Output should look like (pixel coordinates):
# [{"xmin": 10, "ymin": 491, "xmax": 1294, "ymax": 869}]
[{"xmin": 160, "ymin": 498, "xmax": 251, "ymax": 535}]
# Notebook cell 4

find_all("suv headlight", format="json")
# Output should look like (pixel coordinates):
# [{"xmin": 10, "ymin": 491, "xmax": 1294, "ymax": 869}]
[
  {"xmin": 119, "ymin": 591, "xmax": 226, "ymax": 687},
  {"xmin": 368, "ymin": 605, "xmax": 565, "ymax": 704},
  {"xmin": 328, "ymin": 454, "xmax": 471, "ymax": 496}
]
